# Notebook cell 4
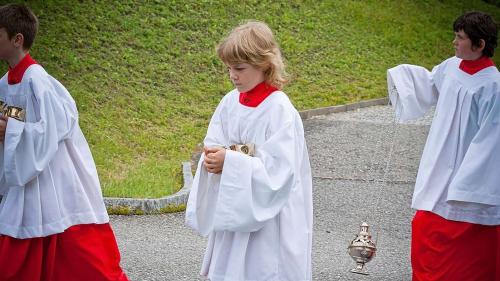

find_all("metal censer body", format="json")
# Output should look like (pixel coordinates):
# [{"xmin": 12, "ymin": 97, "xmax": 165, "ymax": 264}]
[{"xmin": 347, "ymin": 222, "xmax": 377, "ymax": 275}]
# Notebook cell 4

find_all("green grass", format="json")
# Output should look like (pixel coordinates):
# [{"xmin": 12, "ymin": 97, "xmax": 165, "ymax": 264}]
[{"xmin": 1, "ymin": 0, "xmax": 499, "ymax": 198}]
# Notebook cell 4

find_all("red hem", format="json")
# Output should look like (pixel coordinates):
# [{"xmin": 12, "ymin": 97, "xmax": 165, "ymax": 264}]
[
  {"xmin": 0, "ymin": 223, "xmax": 129, "ymax": 281},
  {"xmin": 411, "ymin": 211, "xmax": 499, "ymax": 281}
]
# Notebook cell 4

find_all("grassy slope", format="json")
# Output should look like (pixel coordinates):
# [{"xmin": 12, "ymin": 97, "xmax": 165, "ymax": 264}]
[{"xmin": 1, "ymin": 0, "xmax": 499, "ymax": 198}]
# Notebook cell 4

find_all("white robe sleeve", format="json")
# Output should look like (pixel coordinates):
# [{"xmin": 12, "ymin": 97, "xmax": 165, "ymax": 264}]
[
  {"xmin": 185, "ymin": 98, "xmax": 227, "ymax": 235},
  {"xmin": 447, "ymin": 91, "xmax": 500, "ymax": 206},
  {"xmin": 3, "ymin": 76, "xmax": 77, "ymax": 187},
  {"xmin": 203, "ymin": 98, "xmax": 227, "ymax": 148},
  {"xmin": 212, "ymin": 118, "xmax": 299, "ymax": 233},
  {"xmin": 387, "ymin": 64, "xmax": 440, "ymax": 122}
]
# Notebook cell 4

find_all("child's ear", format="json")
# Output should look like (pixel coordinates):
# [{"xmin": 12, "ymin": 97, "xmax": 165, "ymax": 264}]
[
  {"xmin": 12, "ymin": 33, "xmax": 24, "ymax": 48},
  {"xmin": 262, "ymin": 63, "xmax": 272, "ymax": 73},
  {"xmin": 472, "ymin": 39, "xmax": 486, "ymax": 53}
]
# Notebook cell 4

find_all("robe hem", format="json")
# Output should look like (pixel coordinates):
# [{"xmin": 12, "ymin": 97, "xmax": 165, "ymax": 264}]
[
  {"xmin": 0, "ymin": 211, "xmax": 109, "ymax": 238},
  {"xmin": 447, "ymin": 187, "xmax": 500, "ymax": 206},
  {"xmin": 412, "ymin": 204, "xmax": 500, "ymax": 225},
  {"xmin": 204, "ymin": 272, "xmax": 310, "ymax": 281}
]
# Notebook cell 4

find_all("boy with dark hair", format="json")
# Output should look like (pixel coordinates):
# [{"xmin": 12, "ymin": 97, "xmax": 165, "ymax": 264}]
[
  {"xmin": 0, "ymin": 4, "xmax": 129, "ymax": 281},
  {"xmin": 388, "ymin": 11, "xmax": 499, "ymax": 281}
]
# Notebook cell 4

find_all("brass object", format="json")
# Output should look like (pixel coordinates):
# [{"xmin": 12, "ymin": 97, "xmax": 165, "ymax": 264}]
[
  {"xmin": 229, "ymin": 143, "xmax": 255, "ymax": 157},
  {"xmin": 0, "ymin": 101, "xmax": 26, "ymax": 122},
  {"xmin": 0, "ymin": 101, "xmax": 6, "ymax": 115},
  {"xmin": 5, "ymin": 106, "xmax": 26, "ymax": 122},
  {"xmin": 347, "ymin": 222, "xmax": 377, "ymax": 275}
]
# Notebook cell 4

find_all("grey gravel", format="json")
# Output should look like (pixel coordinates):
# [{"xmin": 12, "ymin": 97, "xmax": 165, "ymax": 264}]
[{"xmin": 111, "ymin": 105, "xmax": 432, "ymax": 281}]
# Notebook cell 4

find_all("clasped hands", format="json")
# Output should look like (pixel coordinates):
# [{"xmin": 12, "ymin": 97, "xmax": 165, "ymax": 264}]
[{"xmin": 203, "ymin": 146, "xmax": 226, "ymax": 174}]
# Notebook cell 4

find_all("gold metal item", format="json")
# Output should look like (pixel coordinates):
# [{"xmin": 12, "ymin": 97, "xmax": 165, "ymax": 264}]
[
  {"xmin": 0, "ymin": 101, "xmax": 6, "ymax": 116},
  {"xmin": 5, "ymin": 106, "xmax": 26, "ymax": 122},
  {"xmin": 229, "ymin": 143, "xmax": 255, "ymax": 157}
]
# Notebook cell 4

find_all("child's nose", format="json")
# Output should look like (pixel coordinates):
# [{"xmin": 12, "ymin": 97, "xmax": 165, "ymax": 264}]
[{"xmin": 229, "ymin": 71, "xmax": 237, "ymax": 80}]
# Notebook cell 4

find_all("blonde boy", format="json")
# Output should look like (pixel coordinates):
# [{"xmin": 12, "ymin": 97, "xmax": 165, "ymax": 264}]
[{"xmin": 186, "ymin": 21, "xmax": 313, "ymax": 281}]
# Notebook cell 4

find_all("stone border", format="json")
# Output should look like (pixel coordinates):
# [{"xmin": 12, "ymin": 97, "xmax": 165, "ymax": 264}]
[
  {"xmin": 104, "ymin": 97, "xmax": 389, "ymax": 214},
  {"xmin": 104, "ymin": 161, "xmax": 193, "ymax": 214},
  {"xmin": 299, "ymin": 97, "xmax": 388, "ymax": 120}
]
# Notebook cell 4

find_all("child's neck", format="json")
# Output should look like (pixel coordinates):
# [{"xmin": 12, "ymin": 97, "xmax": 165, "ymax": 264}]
[{"xmin": 7, "ymin": 49, "xmax": 29, "ymax": 69}]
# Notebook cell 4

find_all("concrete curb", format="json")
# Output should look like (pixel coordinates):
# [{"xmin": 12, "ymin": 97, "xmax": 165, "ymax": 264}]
[
  {"xmin": 104, "ymin": 161, "xmax": 193, "ymax": 214},
  {"xmin": 299, "ymin": 97, "xmax": 388, "ymax": 120},
  {"xmin": 104, "ymin": 97, "xmax": 389, "ymax": 214}
]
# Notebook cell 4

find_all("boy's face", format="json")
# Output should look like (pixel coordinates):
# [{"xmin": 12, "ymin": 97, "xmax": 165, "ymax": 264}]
[
  {"xmin": 453, "ymin": 29, "xmax": 483, "ymax": 60},
  {"xmin": 0, "ymin": 28, "xmax": 17, "ymax": 61},
  {"xmin": 226, "ymin": 62, "xmax": 266, "ymax": 93}
]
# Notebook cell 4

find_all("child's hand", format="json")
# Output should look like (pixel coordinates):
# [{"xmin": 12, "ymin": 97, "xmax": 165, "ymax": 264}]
[
  {"xmin": 203, "ymin": 146, "xmax": 226, "ymax": 174},
  {"xmin": 0, "ymin": 116, "xmax": 7, "ymax": 142}
]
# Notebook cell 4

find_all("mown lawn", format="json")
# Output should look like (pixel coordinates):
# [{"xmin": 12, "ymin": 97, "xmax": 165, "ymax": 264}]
[{"xmin": 1, "ymin": 0, "xmax": 499, "ymax": 198}]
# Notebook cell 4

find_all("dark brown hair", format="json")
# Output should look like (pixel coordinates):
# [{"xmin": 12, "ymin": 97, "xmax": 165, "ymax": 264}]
[
  {"xmin": 453, "ymin": 11, "xmax": 498, "ymax": 57},
  {"xmin": 0, "ymin": 3, "xmax": 38, "ymax": 50}
]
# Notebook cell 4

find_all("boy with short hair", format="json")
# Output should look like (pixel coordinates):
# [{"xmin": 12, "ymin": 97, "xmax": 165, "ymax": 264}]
[
  {"xmin": 0, "ymin": 4, "xmax": 129, "ymax": 281},
  {"xmin": 185, "ymin": 21, "xmax": 313, "ymax": 281},
  {"xmin": 388, "ymin": 11, "xmax": 500, "ymax": 281}
]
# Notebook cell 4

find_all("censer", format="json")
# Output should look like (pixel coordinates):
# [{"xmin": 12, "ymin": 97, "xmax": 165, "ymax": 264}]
[
  {"xmin": 347, "ymin": 222, "xmax": 377, "ymax": 275},
  {"xmin": 346, "ymin": 92, "xmax": 400, "ymax": 275}
]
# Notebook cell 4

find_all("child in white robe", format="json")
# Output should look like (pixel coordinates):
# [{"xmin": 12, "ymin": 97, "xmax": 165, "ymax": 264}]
[
  {"xmin": 387, "ymin": 11, "xmax": 500, "ymax": 281},
  {"xmin": 0, "ymin": 4, "xmax": 128, "ymax": 281},
  {"xmin": 185, "ymin": 21, "xmax": 313, "ymax": 281}
]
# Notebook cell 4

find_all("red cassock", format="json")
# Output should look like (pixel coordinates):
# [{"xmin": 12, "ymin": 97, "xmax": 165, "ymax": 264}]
[
  {"xmin": 0, "ymin": 223, "xmax": 129, "ymax": 281},
  {"xmin": 411, "ymin": 211, "xmax": 500, "ymax": 281}
]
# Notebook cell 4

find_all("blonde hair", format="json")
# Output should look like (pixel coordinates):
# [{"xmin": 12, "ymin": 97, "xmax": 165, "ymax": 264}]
[{"xmin": 217, "ymin": 20, "xmax": 288, "ymax": 88}]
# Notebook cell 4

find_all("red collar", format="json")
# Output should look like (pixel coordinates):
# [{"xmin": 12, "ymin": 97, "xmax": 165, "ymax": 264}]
[
  {"xmin": 239, "ymin": 82, "xmax": 278, "ymax": 107},
  {"xmin": 8, "ymin": 53, "xmax": 37, "ymax": 85},
  {"xmin": 459, "ymin": 56, "xmax": 495, "ymax": 75}
]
